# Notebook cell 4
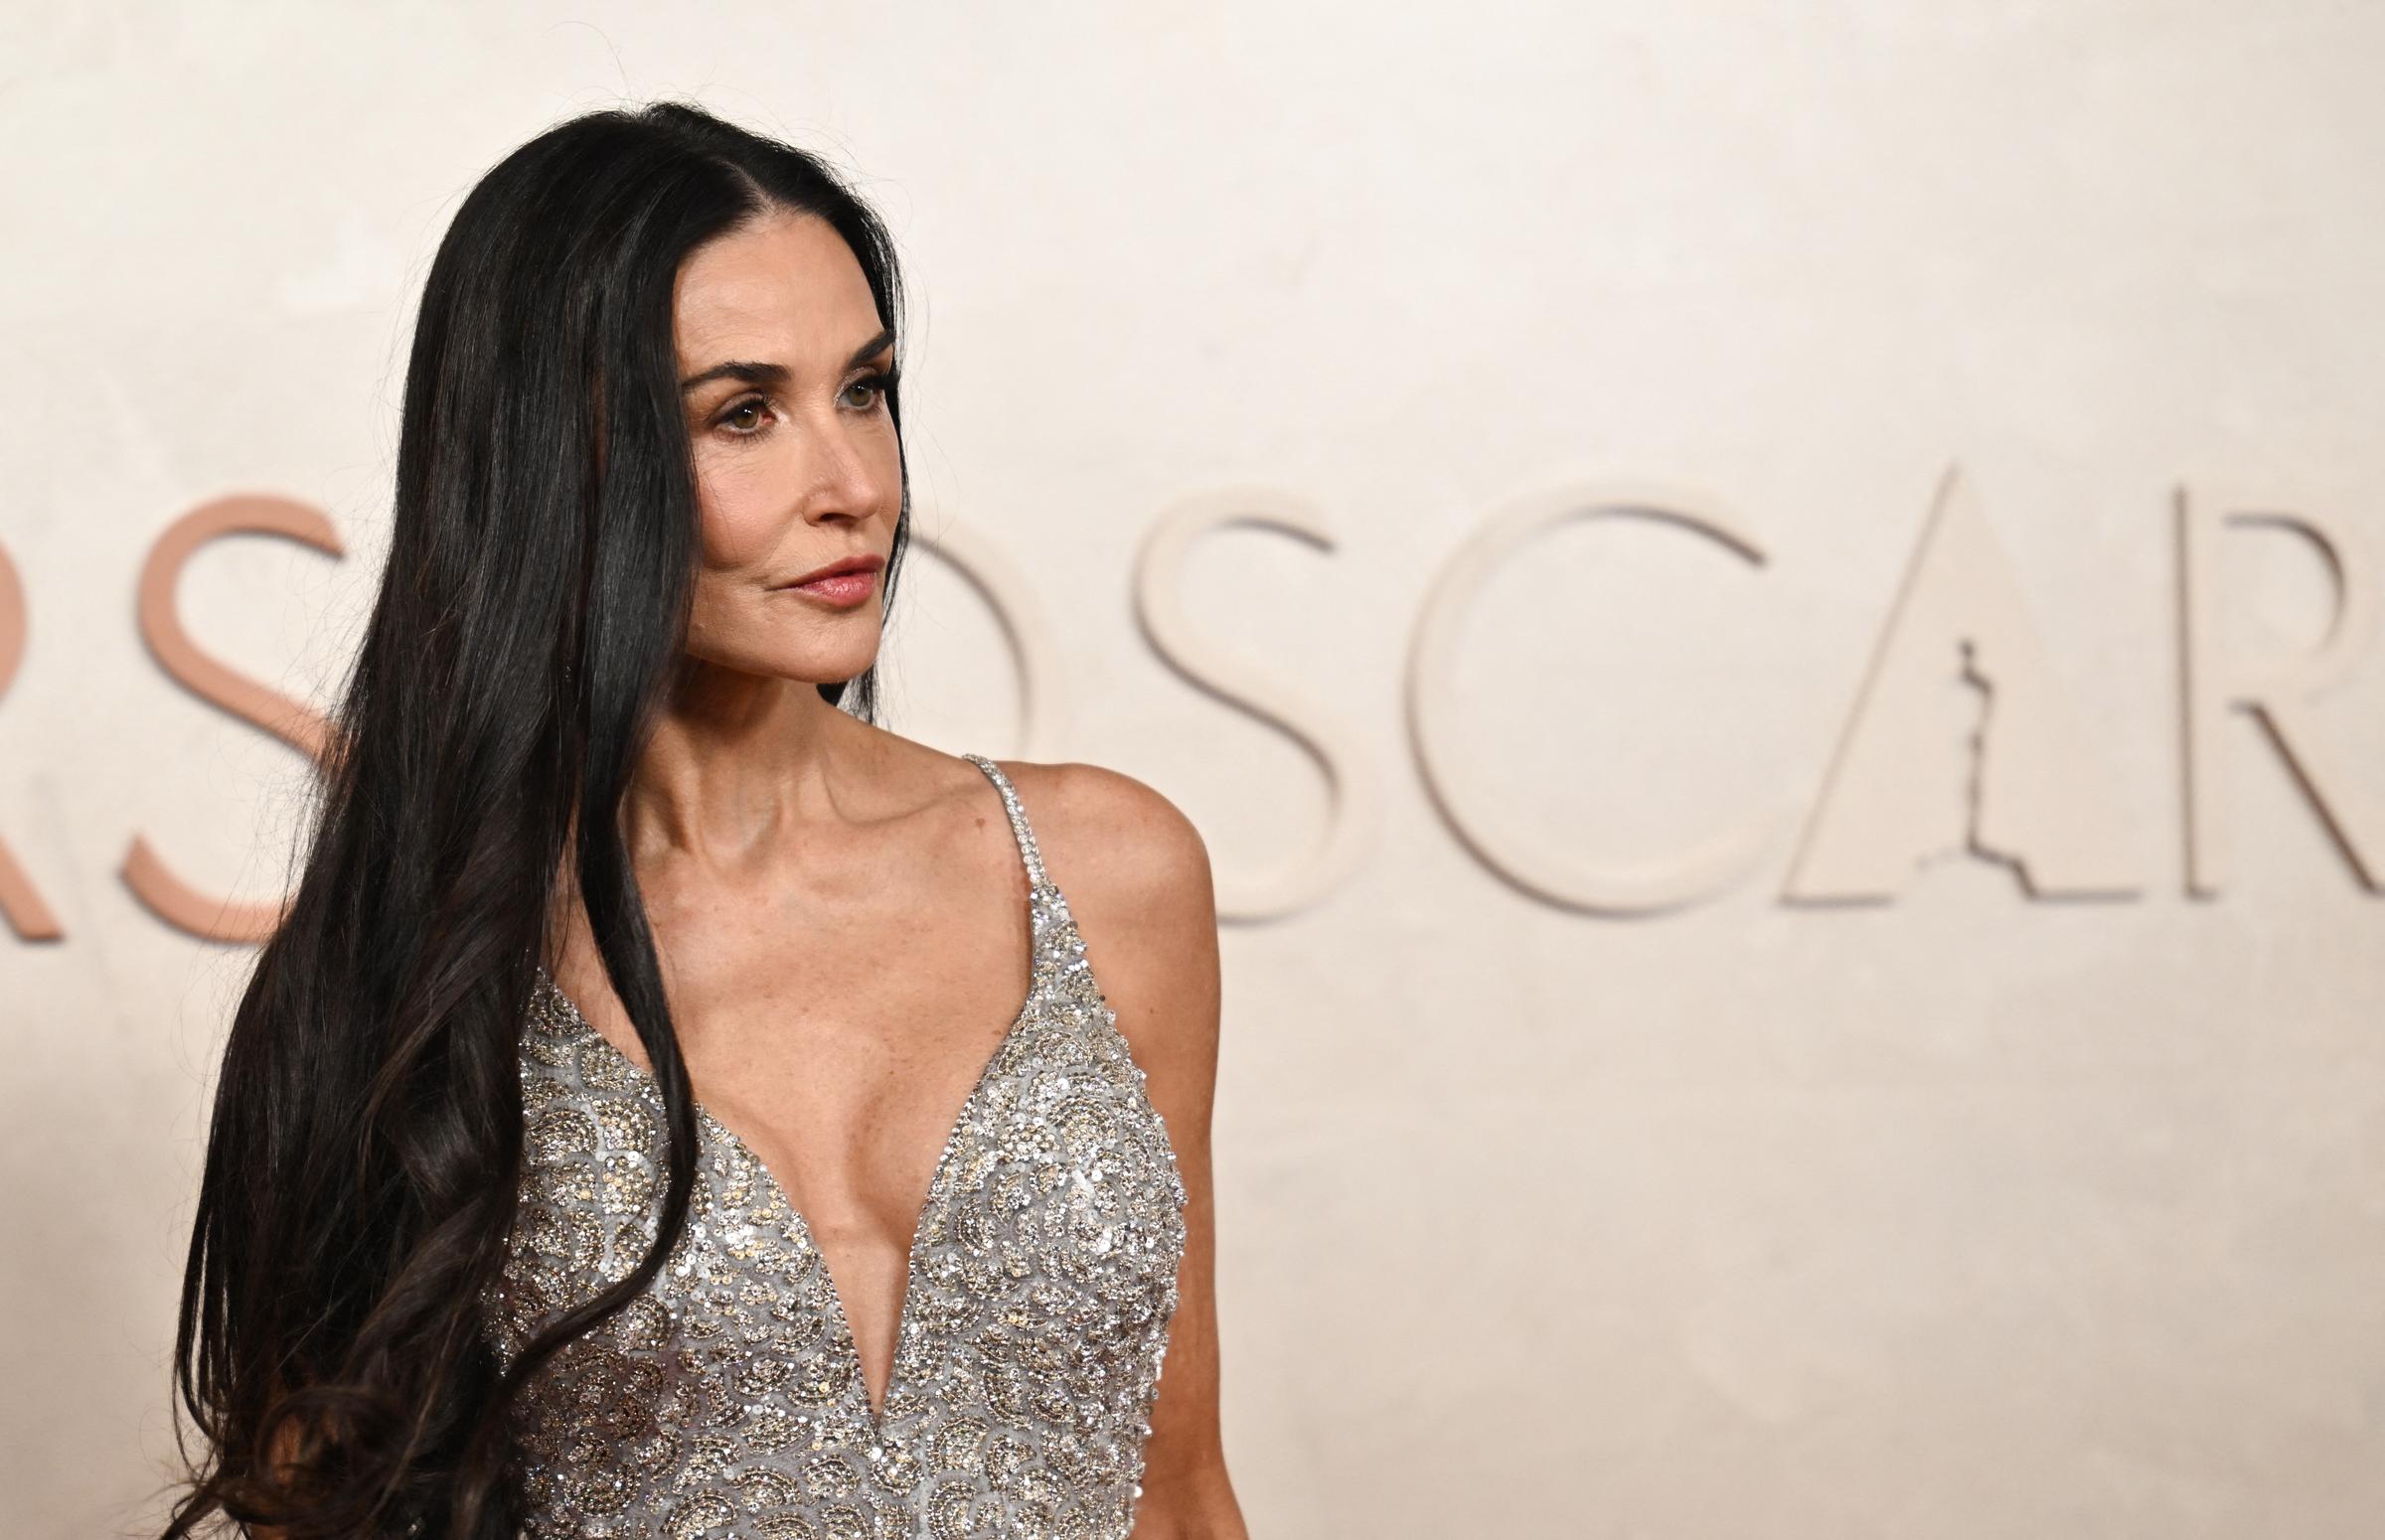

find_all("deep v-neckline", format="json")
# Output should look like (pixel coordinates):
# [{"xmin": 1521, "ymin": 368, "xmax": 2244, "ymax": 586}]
[
  {"xmin": 527, "ymin": 761, "xmax": 1051, "ymax": 1445},
  {"xmin": 534, "ymin": 961, "xmax": 1039, "ymax": 1440}
]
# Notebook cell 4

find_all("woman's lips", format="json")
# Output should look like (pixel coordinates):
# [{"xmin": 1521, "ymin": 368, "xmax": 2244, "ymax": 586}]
[{"xmin": 781, "ymin": 569, "xmax": 876, "ymax": 608}]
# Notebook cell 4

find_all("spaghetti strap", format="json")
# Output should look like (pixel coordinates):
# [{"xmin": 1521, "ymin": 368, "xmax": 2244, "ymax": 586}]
[{"xmin": 959, "ymin": 751, "xmax": 1049, "ymax": 891}]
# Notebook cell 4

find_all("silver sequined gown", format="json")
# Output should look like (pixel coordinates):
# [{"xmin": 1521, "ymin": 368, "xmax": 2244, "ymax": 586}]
[{"xmin": 476, "ymin": 753, "xmax": 1191, "ymax": 1540}]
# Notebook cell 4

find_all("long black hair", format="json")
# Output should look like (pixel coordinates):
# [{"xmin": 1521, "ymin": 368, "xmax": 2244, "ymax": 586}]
[{"xmin": 159, "ymin": 100, "xmax": 911, "ymax": 1539}]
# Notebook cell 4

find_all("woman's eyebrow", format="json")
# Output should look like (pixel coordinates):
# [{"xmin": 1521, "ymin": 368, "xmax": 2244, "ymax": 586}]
[
  {"xmin": 679, "ymin": 359, "xmax": 785, "ymax": 393},
  {"xmin": 679, "ymin": 327, "xmax": 895, "ymax": 393}
]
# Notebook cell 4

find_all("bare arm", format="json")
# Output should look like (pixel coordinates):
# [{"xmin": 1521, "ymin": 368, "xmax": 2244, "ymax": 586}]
[{"xmin": 1034, "ymin": 760, "xmax": 1250, "ymax": 1539}]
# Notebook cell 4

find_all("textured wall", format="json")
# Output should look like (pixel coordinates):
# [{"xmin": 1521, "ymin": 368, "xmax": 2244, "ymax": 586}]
[{"xmin": 3, "ymin": 3, "xmax": 2383, "ymax": 1536}]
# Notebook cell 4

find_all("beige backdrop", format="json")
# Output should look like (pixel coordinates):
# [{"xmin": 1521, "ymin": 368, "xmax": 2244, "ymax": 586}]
[{"xmin": 5, "ymin": 2, "xmax": 2384, "ymax": 1536}]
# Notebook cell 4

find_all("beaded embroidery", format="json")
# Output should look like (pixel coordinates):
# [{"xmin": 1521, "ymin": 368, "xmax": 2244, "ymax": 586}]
[{"xmin": 477, "ymin": 753, "xmax": 1189, "ymax": 1539}]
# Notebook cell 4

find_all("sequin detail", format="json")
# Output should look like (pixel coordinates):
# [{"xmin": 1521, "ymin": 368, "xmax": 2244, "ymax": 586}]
[{"xmin": 477, "ymin": 753, "xmax": 1190, "ymax": 1539}]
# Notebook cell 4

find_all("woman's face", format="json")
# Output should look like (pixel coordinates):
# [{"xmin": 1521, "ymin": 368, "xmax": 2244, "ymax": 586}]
[{"xmin": 671, "ymin": 209, "xmax": 900, "ymax": 686}]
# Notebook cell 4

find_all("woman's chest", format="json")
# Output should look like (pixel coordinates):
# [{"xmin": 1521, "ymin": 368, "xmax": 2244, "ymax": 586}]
[{"xmin": 479, "ymin": 966, "xmax": 1190, "ymax": 1441}]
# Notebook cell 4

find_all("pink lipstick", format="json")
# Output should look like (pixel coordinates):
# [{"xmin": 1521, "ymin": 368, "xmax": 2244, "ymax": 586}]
[{"xmin": 777, "ymin": 552, "xmax": 883, "ymax": 609}]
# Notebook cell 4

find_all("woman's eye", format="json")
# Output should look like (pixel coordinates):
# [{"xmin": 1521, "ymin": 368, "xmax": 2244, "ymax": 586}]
[
  {"xmin": 716, "ymin": 374, "xmax": 891, "ymax": 438},
  {"xmin": 719, "ymin": 397, "xmax": 771, "ymax": 435}
]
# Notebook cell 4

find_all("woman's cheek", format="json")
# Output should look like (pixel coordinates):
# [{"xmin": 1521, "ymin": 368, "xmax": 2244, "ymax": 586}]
[{"xmin": 692, "ymin": 478, "xmax": 780, "ymax": 571}]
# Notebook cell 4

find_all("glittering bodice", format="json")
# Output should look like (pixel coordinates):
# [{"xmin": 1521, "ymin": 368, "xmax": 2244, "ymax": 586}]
[{"xmin": 477, "ymin": 753, "xmax": 1190, "ymax": 1540}]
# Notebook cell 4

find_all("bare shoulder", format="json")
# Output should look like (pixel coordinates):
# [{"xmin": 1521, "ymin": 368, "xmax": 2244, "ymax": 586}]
[
  {"xmin": 992, "ymin": 759, "xmax": 1210, "ymax": 911},
  {"xmin": 990, "ymin": 759, "xmax": 1220, "ymax": 1062}
]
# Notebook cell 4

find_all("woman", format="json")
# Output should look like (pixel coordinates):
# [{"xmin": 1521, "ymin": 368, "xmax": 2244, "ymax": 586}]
[{"xmin": 162, "ymin": 101, "xmax": 1246, "ymax": 1540}]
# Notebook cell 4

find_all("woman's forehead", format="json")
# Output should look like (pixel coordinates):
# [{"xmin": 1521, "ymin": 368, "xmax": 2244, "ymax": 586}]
[{"xmin": 673, "ymin": 213, "xmax": 876, "ymax": 361}]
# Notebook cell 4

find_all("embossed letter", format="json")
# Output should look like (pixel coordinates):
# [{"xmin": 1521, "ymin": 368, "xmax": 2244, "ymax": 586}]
[
  {"xmin": 2177, "ymin": 485, "xmax": 2383, "ymax": 893},
  {"xmin": 1408, "ymin": 483, "xmax": 1775, "ymax": 915},
  {"xmin": 910, "ymin": 518, "xmax": 1067, "ymax": 761},
  {"xmin": 0, "ymin": 539, "xmax": 62, "ymax": 941},
  {"xmin": 1785, "ymin": 465, "xmax": 2143, "ymax": 902},
  {"xmin": 1135, "ymin": 489, "xmax": 1374, "ymax": 921},
  {"xmin": 126, "ymin": 495, "xmax": 340, "ymax": 942}
]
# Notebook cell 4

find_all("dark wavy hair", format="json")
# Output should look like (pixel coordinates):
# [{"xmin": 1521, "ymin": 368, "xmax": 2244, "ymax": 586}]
[{"xmin": 158, "ymin": 100, "xmax": 911, "ymax": 1539}]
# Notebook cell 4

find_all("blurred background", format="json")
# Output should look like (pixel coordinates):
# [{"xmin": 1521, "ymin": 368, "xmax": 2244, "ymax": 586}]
[{"xmin": 4, "ymin": 2, "xmax": 2384, "ymax": 1536}]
